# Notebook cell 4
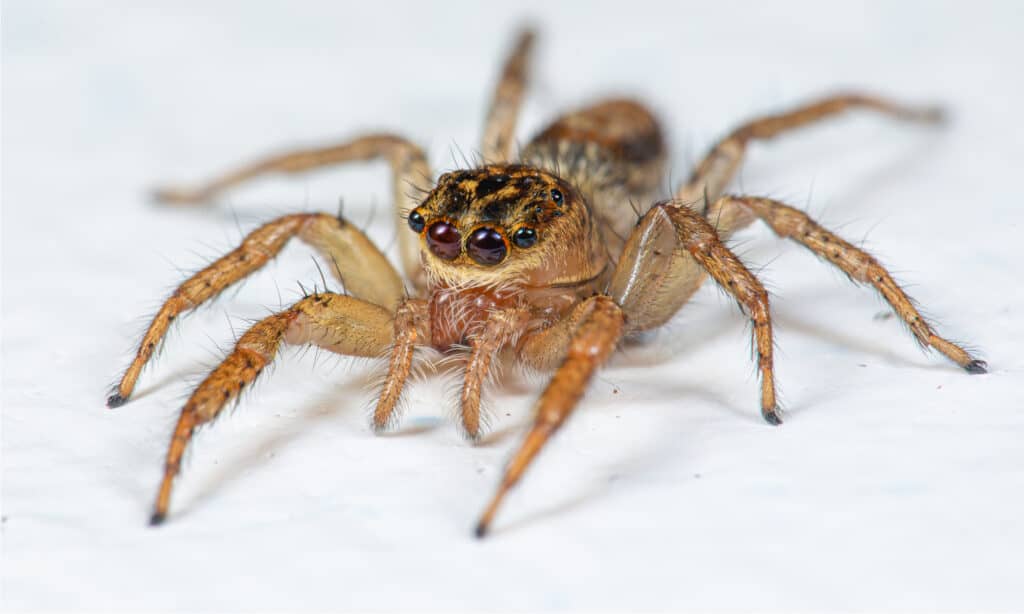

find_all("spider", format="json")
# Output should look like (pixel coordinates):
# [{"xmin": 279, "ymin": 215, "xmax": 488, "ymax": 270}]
[{"xmin": 110, "ymin": 28, "xmax": 986, "ymax": 537}]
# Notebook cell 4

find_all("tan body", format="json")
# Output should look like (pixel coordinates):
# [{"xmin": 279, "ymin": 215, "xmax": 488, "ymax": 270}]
[{"xmin": 112, "ymin": 30, "xmax": 985, "ymax": 536}]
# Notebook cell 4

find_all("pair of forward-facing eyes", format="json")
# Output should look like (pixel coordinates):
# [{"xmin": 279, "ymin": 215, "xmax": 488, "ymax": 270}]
[
  {"xmin": 407, "ymin": 211, "xmax": 535, "ymax": 265},
  {"xmin": 406, "ymin": 189, "xmax": 562, "ymax": 266}
]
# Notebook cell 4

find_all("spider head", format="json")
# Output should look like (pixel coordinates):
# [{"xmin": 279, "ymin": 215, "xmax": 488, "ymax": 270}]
[{"xmin": 408, "ymin": 164, "xmax": 605, "ymax": 287}]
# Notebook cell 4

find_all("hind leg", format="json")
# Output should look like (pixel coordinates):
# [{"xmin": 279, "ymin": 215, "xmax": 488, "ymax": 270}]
[
  {"xmin": 677, "ymin": 93, "xmax": 944, "ymax": 209},
  {"xmin": 480, "ymin": 29, "xmax": 536, "ymax": 163},
  {"xmin": 153, "ymin": 133, "xmax": 432, "ymax": 287}
]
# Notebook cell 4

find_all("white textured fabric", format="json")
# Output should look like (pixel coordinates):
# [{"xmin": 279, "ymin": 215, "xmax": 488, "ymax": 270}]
[{"xmin": 3, "ymin": 1, "xmax": 1022, "ymax": 611}]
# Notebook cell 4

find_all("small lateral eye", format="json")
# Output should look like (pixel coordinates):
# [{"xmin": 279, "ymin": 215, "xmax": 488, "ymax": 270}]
[
  {"xmin": 512, "ymin": 227, "xmax": 537, "ymax": 248},
  {"xmin": 550, "ymin": 189, "xmax": 563, "ymax": 205},
  {"xmin": 407, "ymin": 210, "xmax": 426, "ymax": 233}
]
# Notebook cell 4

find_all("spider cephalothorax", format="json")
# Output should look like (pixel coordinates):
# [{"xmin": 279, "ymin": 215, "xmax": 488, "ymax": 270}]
[
  {"xmin": 412, "ymin": 165, "xmax": 612, "ymax": 353},
  {"xmin": 113, "ymin": 29, "xmax": 986, "ymax": 536},
  {"xmin": 411, "ymin": 165, "xmax": 607, "ymax": 287}
]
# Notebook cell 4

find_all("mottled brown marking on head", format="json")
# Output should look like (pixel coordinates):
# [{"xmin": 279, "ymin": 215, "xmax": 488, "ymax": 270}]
[
  {"xmin": 474, "ymin": 174, "xmax": 509, "ymax": 199},
  {"xmin": 412, "ymin": 164, "xmax": 608, "ymax": 287},
  {"xmin": 418, "ymin": 165, "xmax": 574, "ymax": 240}
]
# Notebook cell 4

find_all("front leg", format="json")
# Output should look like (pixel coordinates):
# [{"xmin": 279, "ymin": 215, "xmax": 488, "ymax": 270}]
[
  {"xmin": 610, "ymin": 203, "xmax": 781, "ymax": 424},
  {"xmin": 151, "ymin": 292, "xmax": 394, "ymax": 525},
  {"xmin": 371, "ymin": 299, "xmax": 431, "ymax": 433},
  {"xmin": 709, "ymin": 195, "xmax": 986, "ymax": 373},
  {"xmin": 475, "ymin": 296, "xmax": 625, "ymax": 537},
  {"xmin": 663, "ymin": 205, "xmax": 781, "ymax": 424},
  {"xmin": 459, "ymin": 309, "xmax": 530, "ymax": 440},
  {"xmin": 109, "ymin": 213, "xmax": 403, "ymax": 407}
]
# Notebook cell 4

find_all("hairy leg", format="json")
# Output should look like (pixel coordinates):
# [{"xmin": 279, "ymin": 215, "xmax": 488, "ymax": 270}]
[
  {"xmin": 481, "ymin": 29, "xmax": 535, "ymax": 163},
  {"xmin": 153, "ymin": 133, "xmax": 432, "ymax": 287},
  {"xmin": 610, "ymin": 203, "xmax": 781, "ymax": 423},
  {"xmin": 459, "ymin": 309, "xmax": 530, "ymax": 440},
  {"xmin": 109, "ymin": 212, "xmax": 403, "ymax": 406},
  {"xmin": 677, "ymin": 93, "xmax": 944, "ymax": 209},
  {"xmin": 709, "ymin": 195, "xmax": 986, "ymax": 372},
  {"xmin": 371, "ymin": 299, "xmax": 430, "ymax": 433},
  {"xmin": 475, "ymin": 296, "xmax": 625, "ymax": 538},
  {"xmin": 150, "ymin": 292, "xmax": 394, "ymax": 525}
]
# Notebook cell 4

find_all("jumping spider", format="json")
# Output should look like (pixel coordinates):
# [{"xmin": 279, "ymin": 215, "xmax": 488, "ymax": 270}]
[{"xmin": 110, "ymin": 29, "xmax": 986, "ymax": 537}]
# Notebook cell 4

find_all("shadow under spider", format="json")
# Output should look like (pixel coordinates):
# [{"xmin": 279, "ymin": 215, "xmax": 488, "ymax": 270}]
[
  {"xmin": 128, "ymin": 368, "xmax": 203, "ymax": 403},
  {"xmin": 771, "ymin": 297, "xmax": 949, "ymax": 372},
  {"xmin": 482, "ymin": 400, "xmax": 710, "ymax": 538},
  {"xmin": 486, "ymin": 487, "xmax": 604, "ymax": 539},
  {"xmin": 614, "ymin": 309, "xmax": 743, "ymax": 369},
  {"xmin": 176, "ymin": 367, "xmax": 395, "ymax": 517}
]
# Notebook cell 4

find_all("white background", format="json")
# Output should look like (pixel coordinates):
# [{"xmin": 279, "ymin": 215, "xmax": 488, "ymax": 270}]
[{"xmin": 3, "ymin": 1, "xmax": 1023, "ymax": 611}]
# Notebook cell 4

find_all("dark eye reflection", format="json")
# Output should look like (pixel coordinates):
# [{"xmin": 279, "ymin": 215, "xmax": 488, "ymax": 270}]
[
  {"xmin": 407, "ymin": 210, "xmax": 425, "ymax": 232},
  {"xmin": 426, "ymin": 221, "xmax": 461, "ymax": 260},
  {"xmin": 512, "ymin": 227, "xmax": 537, "ymax": 248},
  {"xmin": 466, "ymin": 227, "xmax": 507, "ymax": 265}
]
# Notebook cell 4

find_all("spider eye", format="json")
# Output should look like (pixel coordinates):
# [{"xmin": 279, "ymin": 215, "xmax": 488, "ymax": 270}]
[
  {"xmin": 466, "ymin": 227, "xmax": 507, "ymax": 265},
  {"xmin": 426, "ymin": 221, "xmax": 461, "ymax": 260},
  {"xmin": 512, "ymin": 227, "xmax": 537, "ymax": 248},
  {"xmin": 407, "ymin": 210, "xmax": 425, "ymax": 233},
  {"xmin": 550, "ymin": 189, "xmax": 563, "ymax": 205}
]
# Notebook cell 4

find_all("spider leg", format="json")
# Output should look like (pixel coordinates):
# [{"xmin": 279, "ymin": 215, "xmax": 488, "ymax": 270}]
[
  {"xmin": 372, "ymin": 299, "xmax": 430, "ymax": 432},
  {"xmin": 109, "ymin": 213, "xmax": 402, "ymax": 406},
  {"xmin": 708, "ymin": 195, "xmax": 986, "ymax": 372},
  {"xmin": 459, "ymin": 309, "xmax": 530, "ymax": 440},
  {"xmin": 150, "ymin": 292, "xmax": 394, "ymax": 525},
  {"xmin": 475, "ymin": 296, "xmax": 624, "ymax": 538},
  {"xmin": 676, "ymin": 93, "xmax": 944, "ymax": 208},
  {"xmin": 610, "ymin": 203, "xmax": 781, "ymax": 423},
  {"xmin": 480, "ymin": 28, "xmax": 535, "ymax": 163},
  {"xmin": 152, "ymin": 133, "xmax": 432, "ymax": 288}
]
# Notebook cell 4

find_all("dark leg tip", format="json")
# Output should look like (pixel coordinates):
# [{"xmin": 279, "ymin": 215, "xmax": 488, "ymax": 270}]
[
  {"xmin": 965, "ymin": 359, "xmax": 988, "ymax": 375},
  {"xmin": 762, "ymin": 409, "xmax": 783, "ymax": 426},
  {"xmin": 106, "ymin": 393, "xmax": 127, "ymax": 408},
  {"xmin": 474, "ymin": 522, "xmax": 489, "ymax": 540},
  {"xmin": 148, "ymin": 512, "xmax": 165, "ymax": 527}
]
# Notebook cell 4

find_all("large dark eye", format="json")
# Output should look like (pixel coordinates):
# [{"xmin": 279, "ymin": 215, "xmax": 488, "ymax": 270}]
[
  {"xmin": 512, "ymin": 227, "xmax": 537, "ymax": 248},
  {"xmin": 426, "ymin": 221, "xmax": 461, "ymax": 260},
  {"xmin": 550, "ymin": 189, "xmax": 563, "ymax": 205},
  {"xmin": 407, "ymin": 210, "xmax": 425, "ymax": 233},
  {"xmin": 466, "ymin": 227, "xmax": 507, "ymax": 265}
]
